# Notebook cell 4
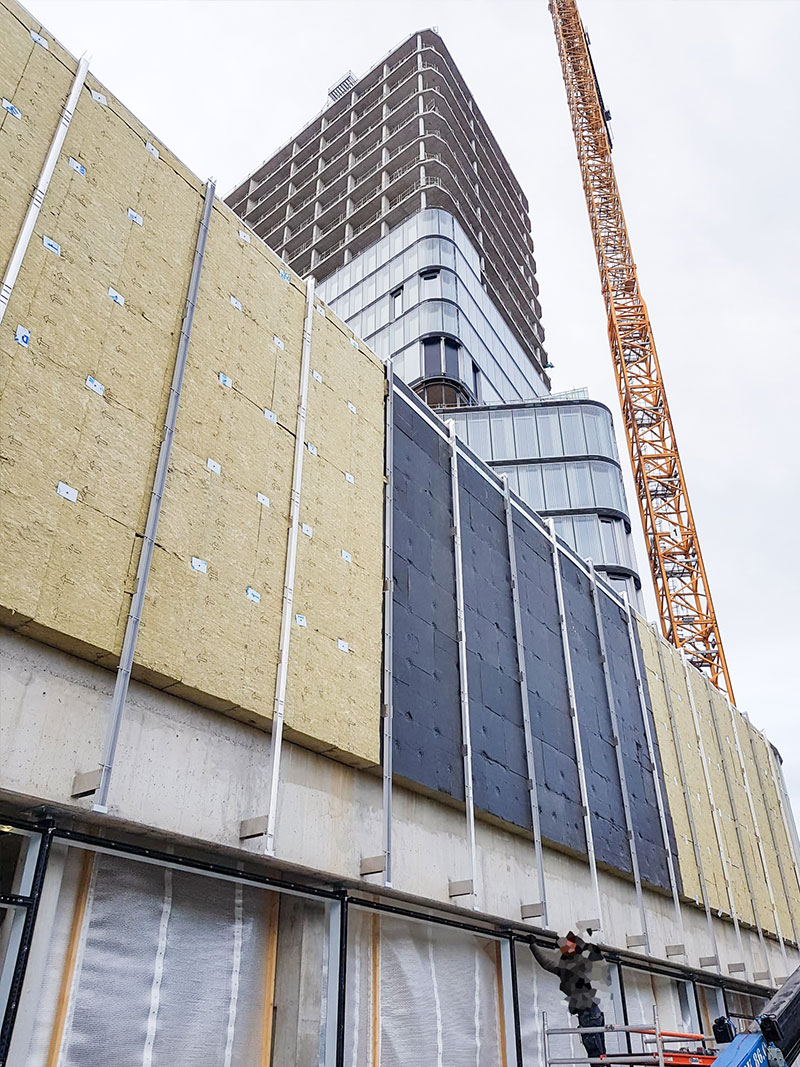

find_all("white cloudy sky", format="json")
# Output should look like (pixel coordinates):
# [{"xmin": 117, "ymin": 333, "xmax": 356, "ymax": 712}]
[{"xmin": 30, "ymin": 0, "xmax": 800, "ymax": 813}]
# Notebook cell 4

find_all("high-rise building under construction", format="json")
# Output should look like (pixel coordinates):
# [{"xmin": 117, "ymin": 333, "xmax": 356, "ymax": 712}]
[
  {"xmin": 1, "ymin": 5, "xmax": 799, "ymax": 1065},
  {"xmin": 226, "ymin": 30, "xmax": 641, "ymax": 600}
]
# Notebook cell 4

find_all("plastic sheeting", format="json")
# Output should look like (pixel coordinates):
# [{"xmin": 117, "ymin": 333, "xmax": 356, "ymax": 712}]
[
  {"xmin": 12, "ymin": 848, "xmax": 330, "ymax": 1067},
  {"xmin": 346, "ymin": 909, "xmax": 505, "ymax": 1067}
]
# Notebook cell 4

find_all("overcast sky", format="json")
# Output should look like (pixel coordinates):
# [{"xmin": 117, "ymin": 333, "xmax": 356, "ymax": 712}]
[{"xmin": 30, "ymin": 0, "xmax": 800, "ymax": 815}]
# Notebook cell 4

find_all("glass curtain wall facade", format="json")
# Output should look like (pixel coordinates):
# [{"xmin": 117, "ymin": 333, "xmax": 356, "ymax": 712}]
[
  {"xmin": 447, "ymin": 398, "xmax": 642, "ymax": 600},
  {"xmin": 226, "ymin": 26, "xmax": 642, "ymax": 592},
  {"xmin": 317, "ymin": 208, "xmax": 547, "ymax": 404}
]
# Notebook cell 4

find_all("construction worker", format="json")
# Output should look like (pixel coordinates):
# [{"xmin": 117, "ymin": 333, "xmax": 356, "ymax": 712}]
[{"xmin": 529, "ymin": 931, "xmax": 607, "ymax": 1061}]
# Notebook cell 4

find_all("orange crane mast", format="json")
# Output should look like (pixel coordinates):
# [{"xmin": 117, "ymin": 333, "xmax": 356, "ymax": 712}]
[{"xmin": 549, "ymin": 0, "xmax": 735, "ymax": 700}]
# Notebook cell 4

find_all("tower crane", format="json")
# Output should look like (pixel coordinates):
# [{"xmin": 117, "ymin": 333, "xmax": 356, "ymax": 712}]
[{"xmin": 549, "ymin": 0, "xmax": 735, "ymax": 700}]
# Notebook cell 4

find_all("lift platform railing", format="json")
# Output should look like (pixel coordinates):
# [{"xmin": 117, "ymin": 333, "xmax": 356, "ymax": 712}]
[{"xmin": 543, "ymin": 1005, "xmax": 719, "ymax": 1067}]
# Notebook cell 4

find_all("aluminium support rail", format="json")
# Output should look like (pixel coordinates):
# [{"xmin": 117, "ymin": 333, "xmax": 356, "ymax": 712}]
[
  {"xmin": 502, "ymin": 475, "xmax": 547, "ymax": 927},
  {"xmin": 547, "ymin": 518, "xmax": 602, "ymax": 934},
  {"xmin": 447, "ymin": 421, "xmax": 479, "ymax": 908},
  {"xmin": 623, "ymin": 598, "xmax": 685, "ymax": 947},
  {"xmin": 655, "ymin": 639, "xmax": 719, "ymax": 969},
  {"xmin": 681, "ymin": 652, "xmax": 746, "ymax": 971},
  {"xmin": 588, "ymin": 563, "xmax": 648, "ymax": 952}
]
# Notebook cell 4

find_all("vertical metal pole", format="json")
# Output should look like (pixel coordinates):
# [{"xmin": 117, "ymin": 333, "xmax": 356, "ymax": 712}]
[
  {"xmin": 653, "ymin": 1003, "xmax": 665, "ymax": 1067},
  {"xmin": 708, "ymin": 687, "xmax": 776, "ymax": 977},
  {"xmin": 623, "ymin": 598, "xmax": 684, "ymax": 941},
  {"xmin": 681, "ymin": 652, "xmax": 745, "ymax": 967},
  {"xmin": 542, "ymin": 1010, "xmax": 551, "ymax": 1067},
  {"xmin": 655, "ymin": 640, "xmax": 718, "ymax": 966},
  {"xmin": 587, "ymin": 563, "xmax": 648, "ymax": 949},
  {"xmin": 0, "ymin": 827, "xmax": 53, "ymax": 1061},
  {"xmin": 325, "ymin": 895, "xmax": 348, "ymax": 1067},
  {"xmin": 263, "ymin": 277, "xmax": 316, "ymax": 856},
  {"xmin": 499, "ymin": 938, "xmax": 520, "ymax": 1067},
  {"xmin": 0, "ymin": 57, "xmax": 89, "ymax": 325},
  {"xmin": 743, "ymin": 715, "xmax": 800, "ymax": 949},
  {"xmin": 502, "ymin": 478, "xmax": 547, "ymax": 925},
  {"xmin": 381, "ymin": 364, "xmax": 395, "ymax": 887},
  {"xmin": 447, "ymin": 423, "xmax": 478, "ymax": 908},
  {"xmin": 546, "ymin": 519, "xmax": 602, "ymax": 932},
  {"xmin": 508, "ymin": 938, "xmax": 525, "ymax": 1067},
  {"xmin": 93, "ymin": 179, "xmax": 216, "ymax": 812}
]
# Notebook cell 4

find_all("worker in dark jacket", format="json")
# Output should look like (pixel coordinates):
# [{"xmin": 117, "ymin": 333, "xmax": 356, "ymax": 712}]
[{"xmin": 530, "ymin": 931, "xmax": 607, "ymax": 1060}]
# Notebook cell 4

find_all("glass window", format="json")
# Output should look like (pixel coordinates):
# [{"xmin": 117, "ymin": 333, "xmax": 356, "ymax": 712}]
[
  {"xmin": 572, "ymin": 514, "xmax": 603, "ymax": 563},
  {"xmin": 537, "ymin": 409, "xmax": 563, "ymax": 457},
  {"xmin": 489, "ymin": 410, "xmax": 515, "ymax": 460},
  {"xmin": 560, "ymin": 408, "xmax": 587, "ymax": 455},
  {"xmin": 553, "ymin": 516, "xmax": 574, "ymax": 546},
  {"xmin": 494, "ymin": 466, "xmax": 519, "ymax": 493},
  {"xmin": 444, "ymin": 339, "xmax": 460, "ymax": 381},
  {"xmin": 591, "ymin": 462, "xmax": 624, "ymax": 510},
  {"xmin": 566, "ymin": 461, "xmax": 594, "ymax": 507},
  {"xmin": 423, "ymin": 338, "xmax": 441, "ymax": 377},
  {"xmin": 542, "ymin": 463, "xmax": 569, "ymax": 509},
  {"xmin": 600, "ymin": 518, "xmax": 621, "ymax": 563},
  {"xmin": 517, "ymin": 465, "xmax": 545, "ymax": 511},
  {"xmin": 472, "ymin": 362, "xmax": 481, "ymax": 401},
  {"xmin": 391, "ymin": 287, "xmax": 403, "ymax": 319},
  {"xmin": 583, "ymin": 407, "xmax": 615, "ymax": 458},
  {"xmin": 467, "ymin": 412, "xmax": 490, "ymax": 458},
  {"xmin": 512, "ymin": 410, "xmax": 538, "ymax": 458}
]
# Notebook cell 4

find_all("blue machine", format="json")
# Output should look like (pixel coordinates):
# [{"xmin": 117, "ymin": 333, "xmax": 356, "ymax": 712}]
[{"xmin": 714, "ymin": 963, "xmax": 800, "ymax": 1067}]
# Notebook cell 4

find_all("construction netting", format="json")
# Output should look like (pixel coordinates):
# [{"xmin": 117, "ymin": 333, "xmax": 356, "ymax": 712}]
[
  {"xmin": 9, "ymin": 845, "xmax": 331, "ymax": 1067},
  {"xmin": 345, "ymin": 907, "xmax": 505, "ymax": 1066}
]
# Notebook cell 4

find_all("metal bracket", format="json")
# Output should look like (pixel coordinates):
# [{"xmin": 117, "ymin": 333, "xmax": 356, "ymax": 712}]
[
  {"xmin": 360, "ymin": 855, "xmax": 386, "ymax": 877},
  {"xmin": 239, "ymin": 816, "xmax": 268, "ymax": 840},
  {"xmin": 71, "ymin": 768, "xmax": 101, "ymax": 799},
  {"xmin": 521, "ymin": 902, "xmax": 545, "ymax": 920},
  {"xmin": 448, "ymin": 879, "xmax": 474, "ymax": 899}
]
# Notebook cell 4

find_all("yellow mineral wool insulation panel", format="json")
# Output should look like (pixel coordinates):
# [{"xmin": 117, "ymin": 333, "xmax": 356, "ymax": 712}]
[
  {"xmin": 1, "ymin": 0, "xmax": 385, "ymax": 765},
  {"xmin": 283, "ymin": 318, "xmax": 384, "ymax": 767},
  {"xmin": 0, "ymin": 29, "xmax": 201, "ymax": 658},
  {"xmin": 0, "ymin": 2, "xmax": 75, "ymax": 261},
  {"xmin": 634, "ymin": 622, "xmax": 701, "ymax": 904},
  {"xmin": 705, "ymin": 680, "xmax": 771, "ymax": 932},
  {"xmin": 746, "ymin": 723, "xmax": 800, "ymax": 940},
  {"xmin": 665, "ymin": 653, "xmax": 728, "ymax": 915}
]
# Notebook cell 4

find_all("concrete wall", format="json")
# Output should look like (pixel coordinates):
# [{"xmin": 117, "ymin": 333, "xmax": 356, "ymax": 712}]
[{"xmin": 1, "ymin": 628, "xmax": 794, "ymax": 984}]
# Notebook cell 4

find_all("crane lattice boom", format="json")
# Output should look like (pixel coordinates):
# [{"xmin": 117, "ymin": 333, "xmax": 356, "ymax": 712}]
[{"xmin": 549, "ymin": 0, "xmax": 734, "ymax": 699}]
